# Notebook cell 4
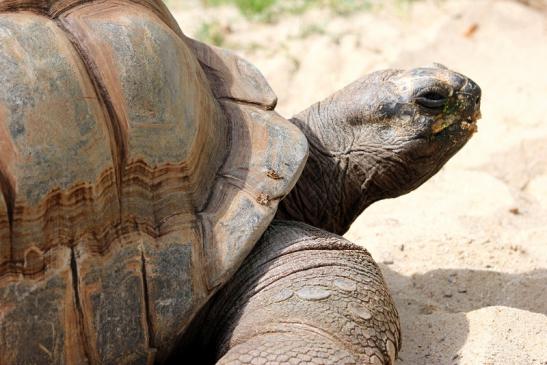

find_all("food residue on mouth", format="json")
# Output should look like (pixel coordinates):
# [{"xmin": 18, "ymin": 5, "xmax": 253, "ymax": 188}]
[
  {"xmin": 432, "ymin": 119, "xmax": 456, "ymax": 134},
  {"xmin": 461, "ymin": 120, "xmax": 479, "ymax": 134}
]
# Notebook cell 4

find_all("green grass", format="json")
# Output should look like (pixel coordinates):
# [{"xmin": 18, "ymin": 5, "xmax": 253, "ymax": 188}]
[
  {"xmin": 190, "ymin": 0, "xmax": 422, "ymax": 44},
  {"xmin": 192, "ymin": 0, "xmax": 423, "ymax": 22},
  {"xmin": 199, "ymin": 0, "xmax": 375, "ymax": 20},
  {"xmin": 195, "ymin": 21, "xmax": 227, "ymax": 46},
  {"xmin": 203, "ymin": 0, "xmax": 277, "ymax": 16}
]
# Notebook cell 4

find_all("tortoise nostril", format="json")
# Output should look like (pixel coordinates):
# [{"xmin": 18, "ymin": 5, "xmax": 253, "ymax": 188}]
[{"xmin": 476, "ymin": 95, "xmax": 481, "ymax": 105}]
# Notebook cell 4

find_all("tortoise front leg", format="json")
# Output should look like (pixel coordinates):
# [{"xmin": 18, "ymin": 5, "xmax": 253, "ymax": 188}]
[{"xmin": 207, "ymin": 220, "xmax": 401, "ymax": 365}]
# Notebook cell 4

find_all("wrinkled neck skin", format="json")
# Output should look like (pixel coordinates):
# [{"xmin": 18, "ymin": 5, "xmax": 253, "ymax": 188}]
[{"xmin": 277, "ymin": 97, "xmax": 393, "ymax": 235}]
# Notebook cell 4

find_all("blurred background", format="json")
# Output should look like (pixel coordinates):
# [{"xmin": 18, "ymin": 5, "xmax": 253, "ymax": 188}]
[{"xmin": 168, "ymin": 1, "xmax": 547, "ymax": 363}]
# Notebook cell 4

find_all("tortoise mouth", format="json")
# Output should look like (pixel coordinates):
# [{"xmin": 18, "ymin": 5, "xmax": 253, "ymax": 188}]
[
  {"xmin": 431, "ymin": 110, "xmax": 481, "ymax": 136},
  {"xmin": 459, "ymin": 114, "xmax": 480, "ymax": 134}
]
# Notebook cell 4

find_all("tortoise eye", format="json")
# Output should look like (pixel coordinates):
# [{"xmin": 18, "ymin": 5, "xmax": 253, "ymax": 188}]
[{"xmin": 414, "ymin": 90, "xmax": 447, "ymax": 110}]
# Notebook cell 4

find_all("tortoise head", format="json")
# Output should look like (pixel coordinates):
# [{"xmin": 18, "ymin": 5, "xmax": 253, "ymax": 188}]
[
  {"xmin": 281, "ymin": 64, "xmax": 482, "ymax": 233},
  {"xmin": 344, "ymin": 64, "xmax": 482, "ymax": 199}
]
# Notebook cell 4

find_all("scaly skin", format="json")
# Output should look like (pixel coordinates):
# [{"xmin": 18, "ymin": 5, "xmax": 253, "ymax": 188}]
[
  {"xmin": 205, "ymin": 221, "xmax": 400, "ymax": 365},
  {"xmin": 277, "ymin": 66, "xmax": 481, "ymax": 234}
]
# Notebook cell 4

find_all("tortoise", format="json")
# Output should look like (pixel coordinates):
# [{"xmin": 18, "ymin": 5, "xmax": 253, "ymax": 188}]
[{"xmin": 0, "ymin": 1, "xmax": 481, "ymax": 364}]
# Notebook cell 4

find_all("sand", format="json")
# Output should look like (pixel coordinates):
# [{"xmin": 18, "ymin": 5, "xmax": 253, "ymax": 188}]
[{"xmin": 172, "ymin": 1, "xmax": 547, "ymax": 363}]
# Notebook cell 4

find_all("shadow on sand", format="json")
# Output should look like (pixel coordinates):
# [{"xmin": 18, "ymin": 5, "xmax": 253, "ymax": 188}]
[{"xmin": 380, "ymin": 266, "xmax": 547, "ymax": 363}]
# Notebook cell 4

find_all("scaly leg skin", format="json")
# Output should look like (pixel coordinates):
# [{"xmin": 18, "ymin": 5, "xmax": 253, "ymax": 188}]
[{"xmin": 207, "ymin": 220, "xmax": 401, "ymax": 365}]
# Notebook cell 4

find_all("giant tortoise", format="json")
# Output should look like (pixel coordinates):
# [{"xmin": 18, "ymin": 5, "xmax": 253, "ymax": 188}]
[{"xmin": 0, "ymin": 1, "xmax": 481, "ymax": 364}]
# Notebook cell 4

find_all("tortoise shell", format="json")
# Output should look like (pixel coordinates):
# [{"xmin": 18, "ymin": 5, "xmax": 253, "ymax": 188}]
[{"xmin": 0, "ymin": 1, "xmax": 308, "ymax": 363}]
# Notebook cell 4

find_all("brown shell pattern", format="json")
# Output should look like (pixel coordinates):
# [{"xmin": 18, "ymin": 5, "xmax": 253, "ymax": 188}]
[{"xmin": 0, "ymin": 1, "xmax": 308, "ymax": 364}]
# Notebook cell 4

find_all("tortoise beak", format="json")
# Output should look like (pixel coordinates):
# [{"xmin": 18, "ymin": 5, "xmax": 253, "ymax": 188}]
[
  {"xmin": 434, "ymin": 75, "xmax": 482, "ymax": 135},
  {"xmin": 460, "ymin": 77, "xmax": 482, "ymax": 134}
]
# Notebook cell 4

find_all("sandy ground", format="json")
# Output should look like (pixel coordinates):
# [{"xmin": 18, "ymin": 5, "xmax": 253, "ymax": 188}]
[{"xmin": 172, "ymin": 1, "xmax": 547, "ymax": 363}]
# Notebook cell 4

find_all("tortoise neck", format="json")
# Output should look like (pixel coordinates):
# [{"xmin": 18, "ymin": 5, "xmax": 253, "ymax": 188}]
[{"xmin": 276, "ymin": 104, "xmax": 381, "ymax": 235}]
